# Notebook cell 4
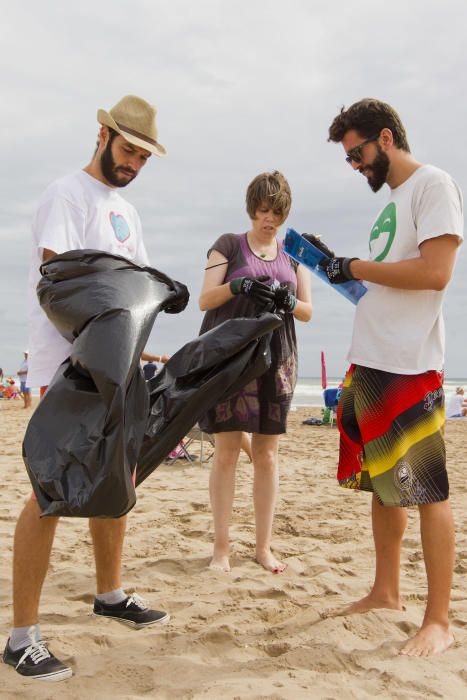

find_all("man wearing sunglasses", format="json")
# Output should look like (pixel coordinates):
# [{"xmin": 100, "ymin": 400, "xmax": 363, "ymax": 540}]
[{"xmin": 321, "ymin": 99, "xmax": 463, "ymax": 656}]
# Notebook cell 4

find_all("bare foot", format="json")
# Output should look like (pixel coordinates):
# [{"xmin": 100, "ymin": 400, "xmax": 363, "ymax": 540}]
[
  {"xmin": 209, "ymin": 553, "xmax": 231, "ymax": 573},
  {"xmin": 255, "ymin": 550, "xmax": 287, "ymax": 574},
  {"xmin": 400, "ymin": 623, "xmax": 454, "ymax": 657},
  {"xmin": 323, "ymin": 593, "xmax": 404, "ymax": 618}
]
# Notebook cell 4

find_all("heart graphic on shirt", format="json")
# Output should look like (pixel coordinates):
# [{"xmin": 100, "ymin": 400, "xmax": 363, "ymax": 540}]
[{"xmin": 110, "ymin": 212, "xmax": 130, "ymax": 242}]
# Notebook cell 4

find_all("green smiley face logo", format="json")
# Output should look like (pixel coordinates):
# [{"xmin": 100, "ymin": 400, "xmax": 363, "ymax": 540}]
[{"xmin": 369, "ymin": 202, "xmax": 396, "ymax": 261}]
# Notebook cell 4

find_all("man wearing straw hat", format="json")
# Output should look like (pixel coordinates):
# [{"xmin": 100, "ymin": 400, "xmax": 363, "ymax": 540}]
[
  {"xmin": 321, "ymin": 99, "xmax": 463, "ymax": 657},
  {"xmin": 3, "ymin": 96, "xmax": 171, "ymax": 681}
]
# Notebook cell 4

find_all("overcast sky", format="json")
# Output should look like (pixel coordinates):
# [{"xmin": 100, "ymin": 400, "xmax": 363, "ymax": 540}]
[{"xmin": 1, "ymin": 0, "xmax": 466, "ymax": 380}]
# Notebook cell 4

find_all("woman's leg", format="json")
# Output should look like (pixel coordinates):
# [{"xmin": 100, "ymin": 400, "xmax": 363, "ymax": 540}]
[
  {"xmin": 251, "ymin": 433, "xmax": 285, "ymax": 573},
  {"xmin": 240, "ymin": 432, "xmax": 253, "ymax": 461},
  {"xmin": 209, "ymin": 431, "xmax": 242, "ymax": 572}
]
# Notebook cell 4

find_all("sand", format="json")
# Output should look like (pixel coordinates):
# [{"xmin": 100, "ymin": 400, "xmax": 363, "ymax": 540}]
[{"xmin": 0, "ymin": 398, "xmax": 466, "ymax": 699}]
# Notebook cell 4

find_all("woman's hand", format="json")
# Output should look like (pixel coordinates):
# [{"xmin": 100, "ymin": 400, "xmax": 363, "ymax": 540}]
[
  {"xmin": 229, "ymin": 275, "xmax": 275, "ymax": 305},
  {"xmin": 273, "ymin": 286, "xmax": 297, "ymax": 313}
]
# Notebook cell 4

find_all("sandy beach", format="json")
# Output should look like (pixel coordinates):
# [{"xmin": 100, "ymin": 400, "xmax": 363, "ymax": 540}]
[{"xmin": 1, "ymin": 398, "xmax": 466, "ymax": 699}]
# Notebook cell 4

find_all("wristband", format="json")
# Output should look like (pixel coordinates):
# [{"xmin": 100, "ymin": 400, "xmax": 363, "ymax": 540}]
[
  {"xmin": 230, "ymin": 278, "xmax": 243, "ymax": 295},
  {"xmin": 342, "ymin": 257, "xmax": 359, "ymax": 281}
]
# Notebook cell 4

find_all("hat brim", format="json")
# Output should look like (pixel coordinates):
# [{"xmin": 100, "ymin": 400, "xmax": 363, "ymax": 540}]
[{"xmin": 97, "ymin": 109, "xmax": 166, "ymax": 157}]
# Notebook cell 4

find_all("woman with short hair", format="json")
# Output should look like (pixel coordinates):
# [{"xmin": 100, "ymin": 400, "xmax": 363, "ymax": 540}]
[{"xmin": 199, "ymin": 171, "xmax": 312, "ymax": 573}]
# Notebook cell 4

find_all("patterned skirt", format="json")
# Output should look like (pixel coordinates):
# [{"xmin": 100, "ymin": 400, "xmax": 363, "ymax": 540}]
[{"xmin": 199, "ymin": 353, "xmax": 297, "ymax": 435}]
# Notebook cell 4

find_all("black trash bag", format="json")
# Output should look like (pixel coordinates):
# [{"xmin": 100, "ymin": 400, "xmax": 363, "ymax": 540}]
[
  {"xmin": 136, "ymin": 313, "xmax": 283, "ymax": 485},
  {"xmin": 23, "ymin": 249, "xmax": 189, "ymax": 519},
  {"xmin": 23, "ymin": 249, "xmax": 283, "ymax": 518}
]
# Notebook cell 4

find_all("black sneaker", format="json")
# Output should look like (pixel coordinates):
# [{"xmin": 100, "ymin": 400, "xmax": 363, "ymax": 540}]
[
  {"xmin": 3, "ymin": 639, "xmax": 72, "ymax": 681},
  {"xmin": 93, "ymin": 593, "xmax": 170, "ymax": 629}
]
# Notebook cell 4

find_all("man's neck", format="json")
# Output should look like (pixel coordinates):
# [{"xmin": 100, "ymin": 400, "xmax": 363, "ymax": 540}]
[
  {"xmin": 387, "ymin": 150, "xmax": 422, "ymax": 189},
  {"xmin": 83, "ymin": 159, "xmax": 114, "ymax": 188}
]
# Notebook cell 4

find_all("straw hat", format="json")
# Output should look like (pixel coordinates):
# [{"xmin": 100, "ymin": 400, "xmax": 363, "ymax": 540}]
[{"xmin": 97, "ymin": 95, "xmax": 166, "ymax": 157}]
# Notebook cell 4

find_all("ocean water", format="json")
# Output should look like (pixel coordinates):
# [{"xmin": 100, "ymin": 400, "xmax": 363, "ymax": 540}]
[
  {"xmin": 293, "ymin": 378, "xmax": 340, "ymax": 407},
  {"xmin": 293, "ymin": 376, "xmax": 467, "ymax": 407},
  {"xmin": 3, "ymin": 373, "xmax": 466, "ymax": 407}
]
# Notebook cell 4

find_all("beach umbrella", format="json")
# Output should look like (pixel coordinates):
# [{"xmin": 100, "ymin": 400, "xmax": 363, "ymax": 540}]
[{"xmin": 321, "ymin": 350, "xmax": 327, "ymax": 390}]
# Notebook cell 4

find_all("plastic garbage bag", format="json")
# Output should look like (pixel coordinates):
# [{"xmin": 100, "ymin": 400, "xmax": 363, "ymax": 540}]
[
  {"xmin": 136, "ymin": 313, "xmax": 282, "ymax": 485},
  {"xmin": 23, "ymin": 249, "xmax": 282, "ymax": 518},
  {"xmin": 23, "ymin": 249, "xmax": 188, "ymax": 518}
]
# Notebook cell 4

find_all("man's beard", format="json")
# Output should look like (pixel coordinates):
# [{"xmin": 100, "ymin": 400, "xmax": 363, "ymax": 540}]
[
  {"xmin": 362, "ymin": 144, "xmax": 390, "ymax": 192},
  {"xmin": 100, "ymin": 140, "xmax": 136, "ymax": 188}
]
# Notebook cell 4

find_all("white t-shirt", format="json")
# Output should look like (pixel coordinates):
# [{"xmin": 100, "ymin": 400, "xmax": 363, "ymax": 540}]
[
  {"xmin": 348, "ymin": 165, "xmax": 464, "ymax": 374},
  {"xmin": 27, "ymin": 170, "xmax": 149, "ymax": 388},
  {"xmin": 446, "ymin": 393, "xmax": 465, "ymax": 417}
]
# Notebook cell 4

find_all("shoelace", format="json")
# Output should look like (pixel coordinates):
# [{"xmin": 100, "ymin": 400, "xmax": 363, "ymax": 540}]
[
  {"xmin": 126, "ymin": 593, "xmax": 148, "ymax": 610},
  {"xmin": 16, "ymin": 641, "xmax": 51, "ymax": 668}
]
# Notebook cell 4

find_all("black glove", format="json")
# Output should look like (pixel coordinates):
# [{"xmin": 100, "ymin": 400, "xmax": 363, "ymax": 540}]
[
  {"xmin": 318, "ymin": 257, "xmax": 359, "ymax": 285},
  {"xmin": 274, "ymin": 285, "xmax": 297, "ymax": 313},
  {"xmin": 302, "ymin": 233, "xmax": 335, "ymax": 258},
  {"xmin": 163, "ymin": 281, "xmax": 190, "ymax": 314},
  {"xmin": 230, "ymin": 275, "xmax": 275, "ymax": 305}
]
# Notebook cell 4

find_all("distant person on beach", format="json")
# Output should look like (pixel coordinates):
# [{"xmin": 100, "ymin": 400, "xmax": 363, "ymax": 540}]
[
  {"xmin": 141, "ymin": 350, "xmax": 169, "ymax": 380},
  {"xmin": 143, "ymin": 359, "xmax": 158, "ymax": 380},
  {"xmin": 3, "ymin": 95, "xmax": 179, "ymax": 682},
  {"xmin": 0, "ymin": 375, "xmax": 19, "ymax": 400},
  {"xmin": 446, "ymin": 386, "xmax": 467, "ymax": 417},
  {"xmin": 198, "ymin": 171, "xmax": 312, "ymax": 574},
  {"xmin": 321, "ymin": 99, "xmax": 463, "ymax": 656},
  {"xmin": 17, "ymin": 350, "xmax": 32, "ymax": 409}
]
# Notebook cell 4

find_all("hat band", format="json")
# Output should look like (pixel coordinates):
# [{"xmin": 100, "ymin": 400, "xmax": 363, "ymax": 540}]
[{"xmin": 115, "ymin": 121, "xmax": 160, "ymax": 148}]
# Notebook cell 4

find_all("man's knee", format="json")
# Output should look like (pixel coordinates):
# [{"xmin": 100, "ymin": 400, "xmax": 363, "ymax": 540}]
[{"xmin": 17, "ymin": 497, "xmax": 60, "ymax": 530}]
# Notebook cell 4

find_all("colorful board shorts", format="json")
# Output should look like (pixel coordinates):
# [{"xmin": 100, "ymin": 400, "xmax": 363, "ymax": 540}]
[{"xmin": 337, "ymin": 365, "xmax": 448, "ymax": 507}]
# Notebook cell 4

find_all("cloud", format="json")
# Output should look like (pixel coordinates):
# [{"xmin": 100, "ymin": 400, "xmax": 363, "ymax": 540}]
[{"xmin": 1, "ymin": 0, "xmax": 466, "ymax": 379}]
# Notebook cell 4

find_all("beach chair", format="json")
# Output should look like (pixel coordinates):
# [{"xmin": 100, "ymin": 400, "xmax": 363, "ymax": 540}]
[
  {"xmin": 180, "ymin": 425, "xmax": 215, "ymax": 464},
  {"xmin": 165, "ymin": 426, "xmax": 215, "ymax": 465},
  {"xmin": 323, "ymin": 388, "xmax": 340, "ymax": 427}
]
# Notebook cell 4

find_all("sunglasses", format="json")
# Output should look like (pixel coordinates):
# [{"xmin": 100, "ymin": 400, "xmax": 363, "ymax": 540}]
[{"xmin": 345, "ymin": 135, "xmax": 380, "ymax": 165}]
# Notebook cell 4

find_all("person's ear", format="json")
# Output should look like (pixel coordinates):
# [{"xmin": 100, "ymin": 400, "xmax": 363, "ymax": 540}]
[
  {"xmin": 380, "ymin": 127, "xmax": 393, "ymax": 151},
  {"xmin": 98, "ymin": 126, "xmax": 110, "ymax": 151}
]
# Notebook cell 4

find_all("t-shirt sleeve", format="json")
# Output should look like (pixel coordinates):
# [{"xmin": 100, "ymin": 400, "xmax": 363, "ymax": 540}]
[
  {"xmin": 207, "ymin": 233, "xmax": 238, "ymax": 260},
  {"xmin": 414, "ymin": 179, "xmax": 464, "ymax": 246},
  {"xmin": 133, "ymin": 211, "xmax": 150, "ymax": 265},
  {"xmin": 32, "ymin": 196, "xmax": 85, "ymax": 255}
]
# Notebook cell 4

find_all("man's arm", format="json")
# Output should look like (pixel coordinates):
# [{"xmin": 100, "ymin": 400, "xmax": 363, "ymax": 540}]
[
  {"xmin": 43, "ymin": 248, "xmax": 58, "ymax": 262},
  {"xmin": 349, "ymin": 234, "xmax": 460, "ymax": 291},
  {"xmin": 141, "ymin": 351, "xmax": 169, "ymax": 363},
  {"xmin": 293, "ymin": 264, "xmax": 313, "ymax": 321}
]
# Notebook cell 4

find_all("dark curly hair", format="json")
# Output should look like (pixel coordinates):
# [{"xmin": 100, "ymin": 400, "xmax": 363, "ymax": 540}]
[{"xmin": 328, "ymin": 98, "xmax": 410, "ymax": 152}]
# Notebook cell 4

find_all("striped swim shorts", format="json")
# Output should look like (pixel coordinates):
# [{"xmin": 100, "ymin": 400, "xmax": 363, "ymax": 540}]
[{"xmin": 337, "ymin": 365, "xmax": 448, "ymax": 507}]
